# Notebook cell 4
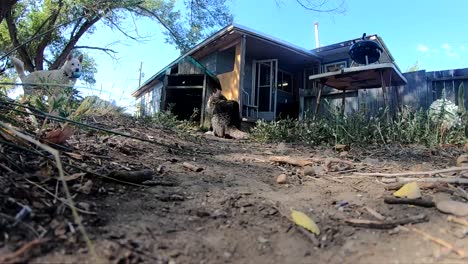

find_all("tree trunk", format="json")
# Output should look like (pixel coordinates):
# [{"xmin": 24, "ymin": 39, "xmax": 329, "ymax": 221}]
[{"xmin": 0, "ymin": 0, "xmax": 17, "ymax": 24}]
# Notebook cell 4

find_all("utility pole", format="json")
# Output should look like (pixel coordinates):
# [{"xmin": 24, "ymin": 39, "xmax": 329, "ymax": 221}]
[{"xmin": 138, "ymin": 62, "xmax": 143, "ymax": 87}]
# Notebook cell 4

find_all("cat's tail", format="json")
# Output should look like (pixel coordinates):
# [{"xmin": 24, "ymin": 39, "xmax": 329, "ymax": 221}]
[{"xmin": 226, "ymin": 127, "xmax": 249, "ymax": 140}]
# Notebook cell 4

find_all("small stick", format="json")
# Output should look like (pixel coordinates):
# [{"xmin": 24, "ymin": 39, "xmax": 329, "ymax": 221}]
[
  {"xmin": 25, "ymin": 179, "xmax": 97, "ymax": 215},
  {"xmin": 345, "ymin": 214, "xmax": 428, "ymax": 229},
  {"xmin": 384, "ymin": 182, "xmax": 440, "ymax": 190},
  {"xmin": 400, "ymin": 226, "xmax": 466, "ymax": 257},
  {"xmin": 397, "ymin": 178, "xmax": 468, "ymax": 185},
  {"xmin": 269, "ymin": 156, "xmax": 313, "ymax": 167},
  {"xmin": 182, "ymin": 162, "xmax": 204, "ymax": 172},
  {"xmin": 0, "ymin": 238, "xmax": 49, "ymax": 263},
  {"xmin": 384, "ymin": 196, "xmax": 435, "ymax": 208},
  {"xmin": 296, "ymin": 226, "xmax": 320, "ymax": 246},
  {"xmin": 108, "ymin": 170, "xmax": 153, "ymax": 183},
  {"xmin": 362, "ymin": 206, "xmax": 385, "ymax": 220},
  {"xmin": 447, "ymin": 216, "xmax": 468, "ymax": 228},
  {"xmin": 353, "ymin": 167, "xmax": 468, "ymax": 178}
]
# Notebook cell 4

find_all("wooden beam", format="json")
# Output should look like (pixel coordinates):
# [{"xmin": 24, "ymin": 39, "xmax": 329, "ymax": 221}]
[
  {"xmin": 238, "ymin": 35, "xmax": 247, "ymax": 116},
  {"xmin": 341, "ymin": 88, "xmax": 346, "ymax": 117},
  {"xmin": 192, "ymin": 34, "xmax": 241, "ymax": 60},
  {"xmin": 200, "ymin": 74, "xmax": 207, "ymax": 127},
  {"xmin": 313, "ymin": 83, "xmax": 323, "ymax": 119}
]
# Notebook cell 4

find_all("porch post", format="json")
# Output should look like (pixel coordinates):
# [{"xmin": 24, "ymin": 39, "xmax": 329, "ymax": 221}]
[
  {"xmin": 313, "ymin": 82, "xmax": 323, "ymax": 120},
  {"xmin": 238, "ymin": 35, "xmax": 247, "ymax": 117},
  {"xmin": 341, "ymin": 88, "xmax": 346, "ymax": 117}
]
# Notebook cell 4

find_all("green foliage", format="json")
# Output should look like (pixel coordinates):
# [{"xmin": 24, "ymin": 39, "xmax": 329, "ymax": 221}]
[
  {"xmin": 141, "ymin": 105, "xmax": 201, "ymax": 135},
  {"xmin": 458, "ymin": 82, "xmax": 465, "ymax": 114},
  {"xmin": 405, "ymin": 61, "xmax": 422, "ymax": 72},
  {"xmin": 71, "ymin": 95, "xmax": 125, "ymax": 119},
  {"xmin": 250, "ymin": 105, "xmax": 467, "ymax": 147},
  {"xmin": 0, "ymin": 0, "xmax": 233, "ymax": 82}
]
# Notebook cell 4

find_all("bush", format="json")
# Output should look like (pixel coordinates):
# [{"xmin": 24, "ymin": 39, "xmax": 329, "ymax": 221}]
[{"xmin": 250, "ymin": 105, "xmax": 467, "ymax": 147}]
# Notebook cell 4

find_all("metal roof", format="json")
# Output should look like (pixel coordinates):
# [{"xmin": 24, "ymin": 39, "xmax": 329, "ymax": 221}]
[{"xmin": 132, "ymin": 23, "xmax": 319, "ymax": 97}]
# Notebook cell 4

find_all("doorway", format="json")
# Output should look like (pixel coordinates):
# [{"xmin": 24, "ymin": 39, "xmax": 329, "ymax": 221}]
[{"xmin": 252, "ymin": 59, "xmax": 278, "ymax": 120}]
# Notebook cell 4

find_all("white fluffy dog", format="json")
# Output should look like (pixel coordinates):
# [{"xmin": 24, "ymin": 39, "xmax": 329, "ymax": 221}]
[{"xmin": 11, "ymin": 54, "xmax": 83, "ymax": 97}]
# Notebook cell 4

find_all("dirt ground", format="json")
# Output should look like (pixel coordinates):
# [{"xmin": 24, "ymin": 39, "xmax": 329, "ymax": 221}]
[{"xmin": 1, "ymin": 116, "xmax": 468, "ymax": 264}]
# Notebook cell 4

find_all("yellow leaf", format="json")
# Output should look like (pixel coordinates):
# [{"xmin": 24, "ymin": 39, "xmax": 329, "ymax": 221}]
[
  {"xmin": 291, "ymin": 209, "xmax": 320, "ymax": 235},
  {"xmin": 393, "ymin": 182, "xmax": 421, "ymax": 199}
]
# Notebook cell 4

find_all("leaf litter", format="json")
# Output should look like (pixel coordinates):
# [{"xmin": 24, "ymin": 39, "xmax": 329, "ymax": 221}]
[{"xmin": 0, "ymin": 99, "xmax": 468, "ymax": 263}]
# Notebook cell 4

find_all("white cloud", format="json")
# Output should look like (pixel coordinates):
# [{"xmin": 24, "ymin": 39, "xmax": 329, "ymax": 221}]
[
  {"xmin": 417, "ymin": 44, "xmax": 429, "ymax": 52},
  {"xmin": 441, "ymin": 43, "xmax": 459, "ymax": 58},
  {"xmin": 442, "ymin": 43, "xmax": 451, "ymax": 50}
]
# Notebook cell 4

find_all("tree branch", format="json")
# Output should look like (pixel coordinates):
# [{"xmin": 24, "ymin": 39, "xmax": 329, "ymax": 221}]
[
  {"xmin": 135, "ymin": 6, "xmax": 189, "ymax": 51},
  {"xmin": 295, "ymin": 0, "xmax": 345, "ymax": 13},
  {"xmin": 0, "ymin": 0, "xmax": 17, "ymax": 24},
  {"xmin": 35, "ymin": 0, "xmax": 64, "ymax": 70},
  {"xmin": 73, "ymin": 46, "xmax": 117, "ymax": 54},
  {"xmin": 50, "ymin": 16, "xmax": 101, "ymax": 70},
  {"xmin": 5, "ymin": 9, "xmax": 34, "ymax": 72}
]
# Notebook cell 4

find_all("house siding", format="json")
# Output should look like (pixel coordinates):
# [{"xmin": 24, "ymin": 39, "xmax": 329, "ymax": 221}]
[{"xmin": 136, "ymin": 81, "xmax": 163, "ymax": 116}]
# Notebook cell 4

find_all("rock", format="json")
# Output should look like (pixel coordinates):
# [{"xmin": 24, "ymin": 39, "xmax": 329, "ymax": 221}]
[
  {"xmin": 303, "ymin": 166, "xmax": 315, "ymax": 176},
  {"xmin": 212, "ymin": 209, "xmax": 228, "ymax": 218},
  {"xmin": 464, "ymin": 142, "xmax": 468, "ymax": 152},
  {"xmin": 78, "ymin": 202, "xmax": 91, "ymax": 211},
  {"xmin": 436, "ymin": 200, "xmax": 468, "ymax": 216},
  {"xmin": 276, "ymin": 143, "xmax": 289, "ymax": 155},
  {"xmin": 456, "ymin": 154, "xmax": 468, "ymax": 167},
  {"xmin": 78, "ymin": 180, "xmax": 93, "ymax": 194},
  {"xmin": 339, "ymin": 151, "xmax": 349, "ymax": 157},
  {"xmin": 257, "ymin": 236, "xmax": 269, "ymax": 244},
  {"xmin": 334, "ymin": 144, "xmax": 350, "ymax": 152},
  {"xmin": 276, "ymin": 174, "xmax": 288, "ymax": 184},
  {"xmin": 362, "ymin": 157, "xmax": 381, "ymax": 166}
]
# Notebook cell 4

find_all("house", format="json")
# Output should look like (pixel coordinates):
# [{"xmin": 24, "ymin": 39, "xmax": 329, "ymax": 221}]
[{"xmin": 132, "ymin": 23, "xmax": 406, "ymax": 125}]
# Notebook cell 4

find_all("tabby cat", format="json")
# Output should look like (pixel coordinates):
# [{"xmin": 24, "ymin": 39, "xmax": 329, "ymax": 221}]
[{"xmin": 206, "ymin": 89, "xmax": 248, "ymax": 139}]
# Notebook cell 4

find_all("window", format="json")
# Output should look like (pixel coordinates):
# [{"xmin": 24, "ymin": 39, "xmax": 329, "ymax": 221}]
[
  {"xmin": 323, "ymin": 61, "xmax": 347, "ymax": 73},
  {"xmin": 277, "ymin": 70, "xmax": 293, "ymax": 93}
]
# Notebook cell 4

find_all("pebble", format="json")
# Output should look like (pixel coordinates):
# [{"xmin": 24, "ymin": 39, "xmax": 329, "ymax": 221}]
[
  {"xmin": 276, "ymin": 174, "xmax": 288, "ymax": 184},
  {"xmin": 436, "ymin": 200, "xmax": 468, "ymax": 216}
]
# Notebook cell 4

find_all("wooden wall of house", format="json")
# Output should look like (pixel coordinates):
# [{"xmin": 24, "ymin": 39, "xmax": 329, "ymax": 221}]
[
  {"xmin": 178, "ymin": 59, "xmax": 205, "ymax": 75},
  {"xmin": 217, "ymin": 42, "xmax": 242, "ymax": 101},
  {"xmin": 302, "ymin": 67, "xmax": 468, "ymax": 118}
]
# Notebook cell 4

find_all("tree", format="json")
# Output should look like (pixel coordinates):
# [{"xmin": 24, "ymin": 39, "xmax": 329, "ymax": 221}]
[
  {"xmin": 0, "ymin": 0, "xmax": 233, "ymax": 82},
  {"xmin": 406, "ymin": 61, "xmax": 422, "ymax": 72},
  {"xmin": 0, "ymin": 0, "xmax": 18, "ymax": 24},
  {"xmin": 276, "ymin": 0, "xmax": 346, "ymax": 13}
]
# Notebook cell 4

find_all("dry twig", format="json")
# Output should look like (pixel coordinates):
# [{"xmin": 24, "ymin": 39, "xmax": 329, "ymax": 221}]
[
  {"xmin": 447, "ymin": 216, "xmax": 468, "ymax": 228},
  {"xmin": 0, "ymin": 238, "xmax": 49, "ymax": 263},
  {"xmin": 345, "ymin": 214, "xmax": 428, "ymax": 229},
  {"xmin": 400, "ymin": 226, "xmax": 466, "ymax": 257},
  {"xmin": 354, "ymin": 167, "xmax": 468, "ymax": 178},
  {"xmin": 0, "ymin": 122, "xmax": 102, "ymax": 263},
  {"xmin": 384, "ymin": 196, "xmax": 435, "ymax": 208}
]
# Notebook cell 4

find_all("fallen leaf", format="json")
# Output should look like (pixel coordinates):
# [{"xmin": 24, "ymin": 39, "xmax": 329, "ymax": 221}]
[
  {"xmin": 291, "ymin": 209, "xmax": 320, "ymax": 235},
  {"xmin": 393, "ymin": 182, "xmax": 421, "ymax": 199},
  {"xmin": 64, "ymin": 152, "xmax": 84, "ymax": 160},
  {"xmin": 43, "ymin": 125, "xmax": 74, "ymax": 144},
  {"xmin": 62, "ymin": 173, "xmax": 86, "ymax": 182}
]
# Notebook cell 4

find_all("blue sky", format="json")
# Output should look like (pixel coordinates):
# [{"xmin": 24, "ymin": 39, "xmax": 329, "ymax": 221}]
[{"xmin": 69, "ymin": 0, "xmax": 468, "ymax": 111}]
